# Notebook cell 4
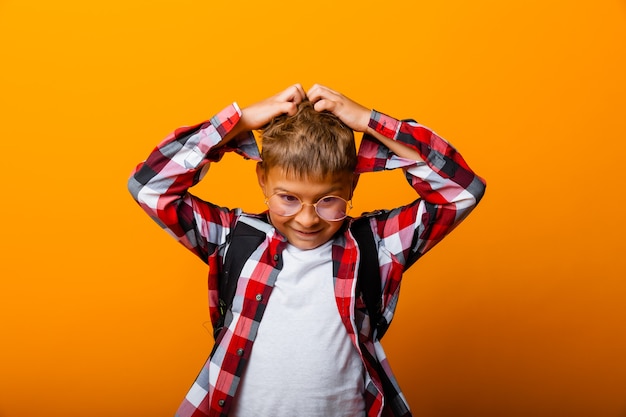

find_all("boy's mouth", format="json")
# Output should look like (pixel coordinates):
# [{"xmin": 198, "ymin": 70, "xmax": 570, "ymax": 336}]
[{"xmin": 293, "ymin": 228, "xmax": 321, "ymax": 236}]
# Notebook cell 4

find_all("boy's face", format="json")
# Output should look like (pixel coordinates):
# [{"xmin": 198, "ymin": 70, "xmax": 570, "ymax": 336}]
[{"xmin": 256, "ymin": 165, "xmax": 357, "ymax": 250}]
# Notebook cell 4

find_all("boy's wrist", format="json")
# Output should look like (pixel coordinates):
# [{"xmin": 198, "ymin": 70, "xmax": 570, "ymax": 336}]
[
  {"xmin": 215, "ymin": 102, "xmax": 246, "ymax": 146},
  {"xmin": 367, "ymin": 110, "xmax": 400, "ymax": 140}
]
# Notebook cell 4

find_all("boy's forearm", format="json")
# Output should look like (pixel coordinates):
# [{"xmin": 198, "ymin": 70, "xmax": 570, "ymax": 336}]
[
  {"xmin": 129, "ymin": 105, "xmax": 256, "ymax": 215},
  {"xmin": 365, "ymin": 123, "xmax": 425, "ymax": 163},
  {"xmin": 359, "ymin": 111, "xmax": 486, "ymax": 206},
  {"xmin": 128, "ymin": 103, "xmax": 261, "ymax": 259}
]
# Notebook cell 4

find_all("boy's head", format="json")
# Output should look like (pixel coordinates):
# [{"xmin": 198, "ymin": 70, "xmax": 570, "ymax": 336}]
[
  {"xmin": 256, "ymin": 100, "xmax": 359, "ymax": 250},
  {"xmin": 259, "ymin": 99, "xmax": 357, "ymax": 179}
]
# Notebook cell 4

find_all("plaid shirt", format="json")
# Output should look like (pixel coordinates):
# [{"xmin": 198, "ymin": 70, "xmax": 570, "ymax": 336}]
[{"xmin": 129, "ymin": 103, "xmax": 486, "ymax": 417}]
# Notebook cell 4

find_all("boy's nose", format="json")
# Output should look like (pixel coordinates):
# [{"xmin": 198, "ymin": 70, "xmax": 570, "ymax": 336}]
[{"xmin": 294, "ymin": 204, "xmax": 320, "ymax": 227}]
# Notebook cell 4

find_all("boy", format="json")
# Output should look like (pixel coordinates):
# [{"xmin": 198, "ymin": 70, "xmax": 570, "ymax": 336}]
[{"xmin": 128, "ymin": 84, "xmax": 486, "ymax": 417}]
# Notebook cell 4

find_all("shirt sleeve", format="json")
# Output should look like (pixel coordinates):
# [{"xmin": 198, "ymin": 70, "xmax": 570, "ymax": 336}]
[
  {"xmin": 356, "ymin": 109, "xmax": 487, "ymax": 268},
  {"xmin": 127, "ymin": 103, "xmax": 261, "ymax": 263}
]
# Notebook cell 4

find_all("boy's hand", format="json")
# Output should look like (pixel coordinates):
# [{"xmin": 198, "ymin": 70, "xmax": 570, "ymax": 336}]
[
  {"xmin": 306, "ymin": 84, "xmax": 371, "ymax": 132},
  {"xmin": 308, "ymin": 84, "xmax": 424, "ymax": 162},
  {"xmin": 240, "ymin": 84, "xmax": 306, "ymax": 131},
  {"xmin": 220, "ymin": 84, "xmax": 306, "ymax": 145}
]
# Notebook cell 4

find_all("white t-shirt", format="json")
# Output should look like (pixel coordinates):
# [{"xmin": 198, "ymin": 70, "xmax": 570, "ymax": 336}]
[{"xmin": 230, "ymin": 240, "xmax": 366, "ymax": 417}]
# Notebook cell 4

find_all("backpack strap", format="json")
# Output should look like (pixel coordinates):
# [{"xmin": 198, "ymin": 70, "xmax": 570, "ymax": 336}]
[
  {"xmin": 351, "ymin": 216, "xmax": 388, "ymax": 340},
  {"xmin": 214, "ymin": 220, "xmax": 267, "ymax": 339}
]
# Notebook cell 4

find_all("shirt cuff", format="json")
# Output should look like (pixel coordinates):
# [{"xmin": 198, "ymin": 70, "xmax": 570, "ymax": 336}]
[
  {"xmin": 355, "ymin": 110, "xmax": 416, "ymax": 173},
  {"xmin": 205, "ymin": 103, "xmax": 261, "ymax": 163},
  {"xmin": 368, "ymin": 110, "xmax": 401, "ymax": 139}
]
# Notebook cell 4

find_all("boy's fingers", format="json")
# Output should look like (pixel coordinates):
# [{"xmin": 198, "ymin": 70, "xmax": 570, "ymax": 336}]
[
  {"xmin": 306, "ymin": 84, "xmax": 326, "ymax": 103},
  {"xmin": 308, "ymin": 84, "xmax": 340, "ymax": 101},
  {"xmin": 292, "ymin": 83, "xmax": 306, "ymax": 102},
  {"xmin": 281, "ymin": 83, "xmax": 305, "ymax": 105},
  {"xmin": 282, "ymin": 101, "xmax": 298, "ymax": 116},
  {"xmin": 312, "ymin": 98, "xmax": 334, "ymax": 113}
]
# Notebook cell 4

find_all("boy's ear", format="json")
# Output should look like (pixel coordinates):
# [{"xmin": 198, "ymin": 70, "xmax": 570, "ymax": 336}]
[{"xmin": 256, "ymin": 162, "xmax": 267, "ymax": 193}]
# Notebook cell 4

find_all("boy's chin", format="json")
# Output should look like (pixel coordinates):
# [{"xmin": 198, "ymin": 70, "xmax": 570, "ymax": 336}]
[
  {"xmin": 286, "ymin": 237, "xmax": 326, "ymax": 250},
  {"xmin": 284, "ymin": 230, "xmax": 331, "ymax": 250}
]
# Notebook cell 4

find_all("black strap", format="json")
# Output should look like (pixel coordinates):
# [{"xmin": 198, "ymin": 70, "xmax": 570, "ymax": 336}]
[
  {"xmin": 351, "ymin": 216, "xmax": 388, "ymax": 340},
  {"xmin": 214, "ymin": 217, "xmax": 388, "ymax": 340},
  {"xmin": 214, "ymin": 221, "xmax": 266, "ymax": 339}
]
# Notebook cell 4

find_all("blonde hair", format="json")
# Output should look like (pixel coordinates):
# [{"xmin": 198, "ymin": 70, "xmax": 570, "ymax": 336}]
[{"xmin": 260, "ymin": 100, "xmax": 357, "ymax": 179}]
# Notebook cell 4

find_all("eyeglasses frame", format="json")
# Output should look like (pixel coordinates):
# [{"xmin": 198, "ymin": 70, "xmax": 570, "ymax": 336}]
[{"xmin": 264, "ymin": 192, "xmax": 353, "ymax": 222}]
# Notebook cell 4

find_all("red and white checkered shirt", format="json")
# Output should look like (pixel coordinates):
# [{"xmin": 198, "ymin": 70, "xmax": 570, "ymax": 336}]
[{"xmin": 129, "ymin": 103, "xmax": 486, "ymax": 417}]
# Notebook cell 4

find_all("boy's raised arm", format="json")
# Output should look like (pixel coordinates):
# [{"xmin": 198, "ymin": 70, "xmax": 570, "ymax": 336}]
[{"xmin": 306, "ymin": 84, "xmax": 425, "ymax": 162}]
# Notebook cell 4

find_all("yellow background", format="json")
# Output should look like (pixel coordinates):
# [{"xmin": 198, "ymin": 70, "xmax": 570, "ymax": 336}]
[{"xmin": 1, "ymin": 0, "xmax": 625, "ymax": 416}]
